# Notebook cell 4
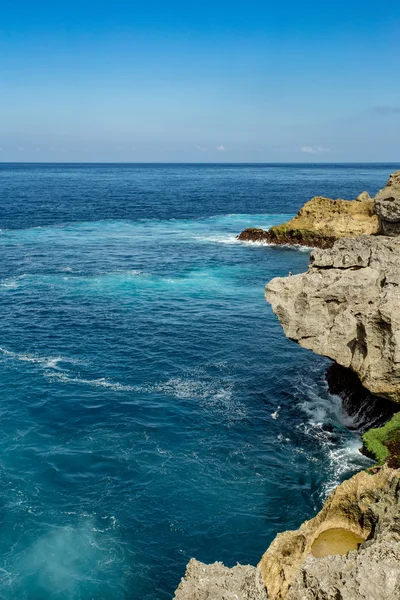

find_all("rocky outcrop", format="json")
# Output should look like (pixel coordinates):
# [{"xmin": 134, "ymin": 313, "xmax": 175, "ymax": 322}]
[
  {"xmin": 173, "ymin": 559, "xmax": 267, "ymax": 600},
  {"xmin": 237, "ymin": 228, "xmax": 271, "ymax": 243},
  {"xmin": 286, "ymin": 467, "xmax": 400, "ymax": 600},
  {"xmin": 258, "ymin": 466, "xmax": 399, "ymax": 600},
  {"xmin": 238, "ymin": 194, "xmax": 378, "ymax": 248},
  {"xmin": 374, "ymin": 170, "xmax": 400, "ymax": 235},
  {"xmin": 174, "ymin": 468, "xmax": 400, "ymax": 600},
  {"xmin": 266, "ymin": 235, "xmax": 400, "ymax": 403}
]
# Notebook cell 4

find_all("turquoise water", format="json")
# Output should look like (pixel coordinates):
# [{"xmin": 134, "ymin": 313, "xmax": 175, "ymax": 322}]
[{"xmin": 0, "ymin": 163, "xmax": 395, "ymax": 599}]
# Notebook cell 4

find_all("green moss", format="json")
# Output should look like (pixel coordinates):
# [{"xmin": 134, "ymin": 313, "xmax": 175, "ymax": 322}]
[{"xmin": 362, "ymin": 413, "xmax": 400, "ymax": 467}]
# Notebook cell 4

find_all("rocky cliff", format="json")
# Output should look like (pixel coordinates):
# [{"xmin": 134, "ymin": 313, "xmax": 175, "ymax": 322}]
[
  {"xmin": 174, "ymin": 171, "xmax": 400, "ymax": 600},
  {"xmin": 266, "ymin": 235, "xmax": 400, "ymax": 403},
  {"xmin": 374, "ymin": 170, "xmax": 400, "ymax": 235},
  {"xmin": 238, "ymin": 193, "xmax": 378, "ymax": 248},
  {"xmin": 173, "ymin": 467, "xmax": 400, "ymax": 600},
  {"xmin": 238, "ymin": 173, "xmax": 400, "ymax": 248}
]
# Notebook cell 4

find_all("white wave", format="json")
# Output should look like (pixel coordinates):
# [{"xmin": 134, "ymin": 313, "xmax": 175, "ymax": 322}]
[
  {"xmin": 322, "ymin": 440, "xmax": 373, "ymax": 497},
  {"xmin": 149, "ymin": 376, "xmax": 247, "ymax": 422},
  {"xmin": 0, "ymin": 279, "xmax": 19, "ymax": 289},
  {"xmin": 0, "ymin": 347, "xmax": 82, "ymax": 370},
  {"xmin": 46, "ymin": 372, "xmax": 136, "ymax": 392},
  {"xmin": 271, "ymin": 406, "xmax": 281, "ymax": 420},
  {"xmin": 294, "ymin": 367, "xmax": 374, "ymax": 498},
  {"xmin": 193, "ymin": 234, "xmax": 242, "ymax": 245}
]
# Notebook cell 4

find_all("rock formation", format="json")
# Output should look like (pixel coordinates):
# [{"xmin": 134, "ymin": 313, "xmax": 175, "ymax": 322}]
[
  {"xmin": 238, "ymin": 194, "xmax": 378, "ymax": 248},
  {"xmin": 237, "ymin": 228, "xmax": 271, "ymax": 243},
  {"xmin": 374, "ymin": 170, "xmax": 400, "ymax": 235},
  {"xmin": 173, "ymin": 558, "xmax": 267, "ymax": 600},
  {"xmin": 266, "ymin": 235, "xmax": 400, "ymax": 403},
  {"xmin": 173, "ymin": 467, "xmax": 400, "ymax": 600},
  {"xmin": 286, "ymin": 467, "xmax": 400, "ymax": 600},
  {"xmin": 259, "ymin": 466, "xmax": 399, "ymax": 600}
]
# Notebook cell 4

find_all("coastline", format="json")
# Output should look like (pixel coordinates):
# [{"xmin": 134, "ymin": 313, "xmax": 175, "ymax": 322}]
[{"xmin": 173, "ymin": 169, "xmax": 400, "ymax": 600}]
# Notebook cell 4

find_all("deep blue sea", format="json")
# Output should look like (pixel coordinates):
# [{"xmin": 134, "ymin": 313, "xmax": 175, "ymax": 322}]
[{"xmin": 0, "ymin": 163, "xmax": 396, "ymax": 600}]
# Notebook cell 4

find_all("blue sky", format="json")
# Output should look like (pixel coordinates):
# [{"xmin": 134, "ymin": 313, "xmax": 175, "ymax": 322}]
[{"xmin": 1, "ymin": 0, "xmax": 399, "ymax": 162}]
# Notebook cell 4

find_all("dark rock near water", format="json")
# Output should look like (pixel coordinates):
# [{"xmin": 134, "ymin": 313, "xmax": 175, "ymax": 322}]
[
  {"xmin": 237, "ymin": 228, "xmax": 271, "ymax": 243},
  {"xmin": 326, "ymin": 363, "xmax": 398, "ymax": 434}
]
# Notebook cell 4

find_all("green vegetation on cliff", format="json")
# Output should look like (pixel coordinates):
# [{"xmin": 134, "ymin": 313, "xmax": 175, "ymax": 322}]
[{"xmin": 362, "ymin": 413, "xmax": 400, "ymax": 468}]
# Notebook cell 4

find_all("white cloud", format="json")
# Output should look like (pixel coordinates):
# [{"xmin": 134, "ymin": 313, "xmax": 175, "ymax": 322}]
[
  {"xmin": 301, "ymin": 146, "xmax": 330, "ymax": 154},
  {"xmin": 216, "ymin": 144, "xmax": 226, "ymax": 151},
  {"xmin": 196, "ymin": 145, "xmax": 208, "ymax": 152}
]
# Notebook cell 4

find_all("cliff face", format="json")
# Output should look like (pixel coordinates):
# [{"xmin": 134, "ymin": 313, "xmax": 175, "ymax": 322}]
[
  {"xmin": 266, "ymin": 235, "xmax": 400, "ymax": 403},
  {"xmin": 238, "ymin": 171, "xmax": 400, "ymax": 248},
  {"xmin": 374, "ymin": 170, "xmax": 400, "ymax": 235}
]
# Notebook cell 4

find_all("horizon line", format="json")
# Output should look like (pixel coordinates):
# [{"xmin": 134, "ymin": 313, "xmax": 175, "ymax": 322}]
[{"xmin": 0, "ymin": 161, "xmax": 399, "ymax": 166}]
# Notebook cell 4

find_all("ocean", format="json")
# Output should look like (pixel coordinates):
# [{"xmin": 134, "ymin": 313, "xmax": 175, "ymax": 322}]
[{"xmin": 0, "ymin": 163, "xmax": 395, "ymax": 599}]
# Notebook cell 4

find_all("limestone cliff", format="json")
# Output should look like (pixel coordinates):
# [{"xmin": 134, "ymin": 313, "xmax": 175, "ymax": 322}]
[
  {"xmin": 266, "ymin": 235, "xmax": 400, "ymax": 403},
  {"xmin": 238, "ymin": 193, "xmax": 378, "ymax": 248},
  {"xmin": 374, "ymin": 170, "xmax": 400, "ymax": 235},
  {"xmin": 259, "ymin": 466, "xmax": 400, "ymax": 600},
  {"xmin": 173, "ymin": 467, "xmax": 400, "ymax": 600},
  {"xmin": 173, "ymin": 559, "xmax": 267, "ymax": 600}
]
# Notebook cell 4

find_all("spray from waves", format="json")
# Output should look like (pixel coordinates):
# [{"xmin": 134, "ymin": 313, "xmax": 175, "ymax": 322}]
[
  {"xmin": 192, "ymin": 233, "xmax": 313, "ymax": 252},
  {"xmin": 8, "ymin": 520, "xmax": 127, "ymax": 598},
  {"xmin": 293, "ymin": 367, "xmax": 373, "ymax": 498}
]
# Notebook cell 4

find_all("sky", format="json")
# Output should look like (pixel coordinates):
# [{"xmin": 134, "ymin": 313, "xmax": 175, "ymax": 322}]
[{"xmin": 0, "ymin": 0, "xmax": 399, "ymax": 162}]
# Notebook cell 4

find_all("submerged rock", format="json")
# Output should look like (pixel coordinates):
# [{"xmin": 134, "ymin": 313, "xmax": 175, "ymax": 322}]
[
  {"xmin": 173, "ymin": 558, "xmax": 267, "ymax": 600},
  {"xmin": 374, "ymin": 170, "xmax": 400, "ymax": 235},
  {"xmin": 266, "ymin": 235, "xmax": 400, "ymax": 403}
]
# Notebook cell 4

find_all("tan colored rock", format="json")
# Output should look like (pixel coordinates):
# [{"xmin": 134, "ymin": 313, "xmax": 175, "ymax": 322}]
[
  {"xmin": 287, "ymin": 467, "xmax": 400, "ymax": 600},
  {"xmin": 258, "ymin": 467, "xmax": 400, "ymax": 600},
  {"xmin": 266, "ymin": 235, "xmax": 400, "ymax": 403},
  {"xmin": 263, "ymin": 195, "xmax": 378, "ymax": 248}
]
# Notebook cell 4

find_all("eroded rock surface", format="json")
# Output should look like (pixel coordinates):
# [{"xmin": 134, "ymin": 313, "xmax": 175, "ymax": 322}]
[
  {"xmin": 266, "ymin": 235, "xmax": 400, "ymax": 403},
  {"xmin": 287, "ymin": 468, "xmax": 400, "ymax": 600},
  {"xmin": 173, "ymin": 469, "xmax": 400, "ymax": 600},
  {"xmin": 238, "ymin": 195, "xmax": 378, "ymax": 248},
  {"xmin": 173, "ymin": 559, "xmax": 267, "ymax": 600},
  {"xmin": 258, "ymin": 467, "xmax": 398, "ymax": 600},
  {"xmin": 374, "ymin": 170, "xmax": 400, "ymax": 235}
]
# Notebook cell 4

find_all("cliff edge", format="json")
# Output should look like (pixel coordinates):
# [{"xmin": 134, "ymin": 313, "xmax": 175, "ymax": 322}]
[{"xmin": 266, "ymin": 235, "xmax": 400, "ymax": 403}]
